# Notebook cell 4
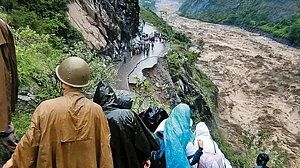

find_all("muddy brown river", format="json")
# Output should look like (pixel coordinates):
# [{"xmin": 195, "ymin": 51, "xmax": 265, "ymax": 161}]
[{"xmin": 156, "ymin": 1, "xmax": 300, "ymax": 166}]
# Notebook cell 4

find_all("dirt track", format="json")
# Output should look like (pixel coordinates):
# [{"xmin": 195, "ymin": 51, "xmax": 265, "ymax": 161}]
[{"xmin": 157, "ymin": 1, "xmax": 300, "ymax": 166}]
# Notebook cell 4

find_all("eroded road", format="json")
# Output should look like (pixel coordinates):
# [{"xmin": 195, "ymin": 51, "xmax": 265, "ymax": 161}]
[
  {"xmin": 157, "ymin": 1, "xmax": 300, "ymax": 166},
  {"xmin": 116, "ymin": 24, "xmax": 166, "ymax": 90}
]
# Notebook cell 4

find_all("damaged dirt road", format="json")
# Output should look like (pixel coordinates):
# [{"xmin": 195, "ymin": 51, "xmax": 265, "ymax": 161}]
[{"xmin": 157, "ymin": 1, "xmax": 300, "ymax": 166}]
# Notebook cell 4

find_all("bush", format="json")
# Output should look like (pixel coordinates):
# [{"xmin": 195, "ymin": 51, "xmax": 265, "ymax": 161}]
[
  {"xmin": 213, "ymin": 129, "xmax": 288, "ymax": 167},
  {"xmin": 7, "ymin": 7, "xmax": 41, "ymax": 31},
  {"xmin": 12, "ymin": 111, "xmax": 33, "ymax": 140},
  {"xmin": 288, "ymin": 21, "xmax": 300, "ymax": 44},
  {"xmin": 241, "ymin": 130, "xmax": 288, "ymax": 168},
  {"xmin": 15, "ymin": 27, "xmax": 65, "ymax": 102},
  {"xmin": 15, "ymin": 27, "xmax": 117, "ymax": 102},
  {"xmin": 1, "ymin": 0, "xmax": 83, "ymax": 47}
]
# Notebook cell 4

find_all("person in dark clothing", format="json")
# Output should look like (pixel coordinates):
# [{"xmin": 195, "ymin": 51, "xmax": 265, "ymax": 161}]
[
  {"xmin": 254, "ymin": 153, "xmax": 269, "ymax": 168},
  {"xmin": 93, "ymin": 82, "xmax": 160, "ymax": 168},
  {"xmin": 138, "ymin": 106, "xmax": 169, "ymax": 133},
  {"xmin": 124, "ymin": 55, "xmax": 127, "ymax": 63}
]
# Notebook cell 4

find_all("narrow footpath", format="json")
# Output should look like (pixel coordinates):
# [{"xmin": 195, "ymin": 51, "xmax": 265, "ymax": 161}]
[{"xmin": 115, "ymin": 24, "xmax": 168, "ymax": 90}]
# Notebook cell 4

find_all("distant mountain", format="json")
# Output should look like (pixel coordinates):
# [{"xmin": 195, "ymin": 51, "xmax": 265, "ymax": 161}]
[
  {"xmin": 179, "ymin": 0, "xmax": 300, "ymax": 45},
  {"xmin": 180, "ymin": 0, "xmax": 300, "ymax": 22}
]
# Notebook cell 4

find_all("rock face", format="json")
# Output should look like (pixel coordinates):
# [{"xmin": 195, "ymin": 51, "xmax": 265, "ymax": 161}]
[
  {"xmin": 67, "ymin": 0, "xmax": 139, "ymax": 56},
  {"xmin": 179, "ymin": 0, "xmax": 300, "ymax": 22},
  {"xmin": 166, "ymin": 49, "xmax": 218, "ymax": 129}
]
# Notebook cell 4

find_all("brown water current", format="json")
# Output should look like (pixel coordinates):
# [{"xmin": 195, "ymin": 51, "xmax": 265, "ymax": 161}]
[{"xmin": 156, "ymin": 1, "xmax": 300, "ymax": 166}]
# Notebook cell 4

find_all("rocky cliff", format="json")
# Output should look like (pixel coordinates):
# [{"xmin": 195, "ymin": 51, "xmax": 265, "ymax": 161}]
[
  {"xmin": 68, "ymin": 0, "xmax": 140, "ymax": 58},
  {"xmin": 166, "ymin": 48, "xmax": 218, "ymax": 129},
  {"xmin": 179, "ymin": 0, "xmax": 300, "ymax": 22}
]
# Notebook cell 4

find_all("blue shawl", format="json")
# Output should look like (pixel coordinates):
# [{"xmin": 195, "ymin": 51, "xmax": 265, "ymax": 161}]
[{"xmin": 164, "ymin": 103, "xmax": 194, "ymax": 168}]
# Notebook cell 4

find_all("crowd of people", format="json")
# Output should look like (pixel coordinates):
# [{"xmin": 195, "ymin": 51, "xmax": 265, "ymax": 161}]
[
  {"xmin": 1, "ymin": 18, "xmax": 271, "ymax": 168},
  {"xmin": 130, "ymin": 33, "xmax": 154, "ymax": 57},
  {"xmin": 129, "ymin": 21, "xmax": 167, "ymax": 58}
]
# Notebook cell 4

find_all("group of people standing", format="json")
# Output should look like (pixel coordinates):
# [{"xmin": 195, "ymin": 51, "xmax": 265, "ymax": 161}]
[
  {"xmin": 130, "ymin": 34, "xmax": 155, "ymax": 58},
  {"xmin": 1, "ymin": 18, "xmax": 270, "ymax": 168},
  {"xmin": 130, "ymin": 21, "xmax": 164, "ymax": 59}
]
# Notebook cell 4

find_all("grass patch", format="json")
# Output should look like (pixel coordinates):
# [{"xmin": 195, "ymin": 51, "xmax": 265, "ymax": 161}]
[
  {"xmin": 12, "ymin": 111, "xmax": 33, "ymax": 140},
  {"xmin": 213, "ymin": 128, "xmax": 247, "ymax": 166},
  {"xmin": 213, "ymin": 127, "xmax": 288, "ymax": 167}
]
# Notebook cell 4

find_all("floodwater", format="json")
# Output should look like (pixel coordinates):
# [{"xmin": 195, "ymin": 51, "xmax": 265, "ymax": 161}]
[{"xmin": 156, "ymin": 1, "xmax": 300, "ymax": 166}]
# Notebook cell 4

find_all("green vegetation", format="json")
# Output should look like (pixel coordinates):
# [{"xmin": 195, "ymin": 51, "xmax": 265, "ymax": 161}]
[
  {"xmin": 0, "ymin": 1, "xmax": 117, "ymax": 164},
  {"xmin": 132, "ymin": 77, "xmax": 171, "ymax": 113},
  {"xmin": 132, "ymin": 76, "xmax": 158, "ymax": 112},
  {"xmin": 241, "ymin": 130, "xmax": 288, "ymax": 167},
  {"xmin": 140, "ymin": 6, "xmax": 190, "ymax": 45},
  {"xmin": 213, "ymin": 129, "xmax": 247, "ymax": 166},
  {"xmin": 0, "ymin": 0, "xmax": 83, "ymax": 46},
  {"xmin": 141, "ymin": 5, "xmax": 289, "ymax": 167},
  {"xmin": 141, "ymin": 3, "xmax": 217, "ymax": 132},
  {"xmin": 15, "ymin": 27, "xmax": 64, "ymax": 102},
  {"xmin": 179, "ymin": 0, "xmax": 300, "ymax": 45},
  {"xmin": 139, "ymin": 0, "xmax": 156, "ymax": 10},
  {"xmin": 214, "ymin": 129, "xmax": 288, "ymax": 167},
  {"xmin": 14, "ymin": 26, "xmax": 117, "ymax": 104},
  {"xmin": 0, "ymin": 1, "xmax": 289, "ymax": 167},
  {"xmin": 166, "ymin": 47, "xmax": 217, "ymax": 124},
  {"xmin": 12, "ymin": 110, "xmax": 33, "ymax": 140}
]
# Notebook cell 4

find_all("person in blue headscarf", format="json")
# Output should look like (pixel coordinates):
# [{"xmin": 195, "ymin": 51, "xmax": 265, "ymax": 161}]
[{"xmin": 163, "ymin": 103, "xmax": 203, "ymax": 168}]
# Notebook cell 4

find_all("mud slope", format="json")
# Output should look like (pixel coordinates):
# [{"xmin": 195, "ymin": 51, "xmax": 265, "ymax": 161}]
[{"xmin": 157, "ymin": 1, "xmax": 300, "ymax": 166}]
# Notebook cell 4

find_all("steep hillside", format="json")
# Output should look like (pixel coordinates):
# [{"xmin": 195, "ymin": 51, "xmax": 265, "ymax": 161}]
[
  {"xmin": 179, "ymin": 0, "xmax": 300, "ymax": 45},
  {"xmin": 159, "ymin": 0, "xmax": 300, "ymax": 166},
  {"xmin": 140, "ymin": 0, "xmax": 156, "ymax": 10},
  {"xmin": 68, "ymin": 0, "xmax": 140, "ymax": 55},
  {"xmin": 0, "ymin": 0, "xmax": 129, "ymax": 164},
  {"xmin": 180, "ymin": 0, "xmax": 300, "ymax": 22}
]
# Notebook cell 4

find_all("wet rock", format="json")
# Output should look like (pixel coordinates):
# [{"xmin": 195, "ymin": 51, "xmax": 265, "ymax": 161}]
[
  {"xmin": 188, "ymin": 46, "xmax": 201, "ymax": 53},
  {"xmin": 67, "ymin": 0, "xmax": 139, "ymax": 54},
  {"xmin": 167, "ymin": 52, "xmax": 218, "ymax": 129}
]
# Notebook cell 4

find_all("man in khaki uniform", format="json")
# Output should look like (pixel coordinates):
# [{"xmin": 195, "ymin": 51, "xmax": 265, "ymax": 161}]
[
  {"xmin": 0, "ymin": 18, "xmax": 18, "ymax": 157},
  {"xmin": 3, "ymin": 57, "xmax": 114, "ymax": 168}
]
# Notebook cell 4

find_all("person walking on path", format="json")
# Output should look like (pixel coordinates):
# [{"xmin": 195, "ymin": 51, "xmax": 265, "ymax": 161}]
[
  {"xmin": 194, "ymin": 122, "xmax": 232, "ymax": 168},
  {"xmin": 93, "ymin": 82, "xmax": 159, "ymax": 168},
  {"xmin": 124, "ymin": 54, "xmax": 127, "ymax": 63},
  {"xmin": 2, "ymin": 57, "xmax": 113, "ymax": 168},
  {"xmin": 0, "ymin": 18, "xmax": 18, "ymax": 158},
  {"xmin": 154, "ymin": 103, "xmax": 203, "ymax": 168}
]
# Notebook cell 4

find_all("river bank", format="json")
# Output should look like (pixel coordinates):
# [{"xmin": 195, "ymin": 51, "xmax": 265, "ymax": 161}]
[{"xmin": 156, "ymin": 0, "xmax": 300, "ymax": 167}]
